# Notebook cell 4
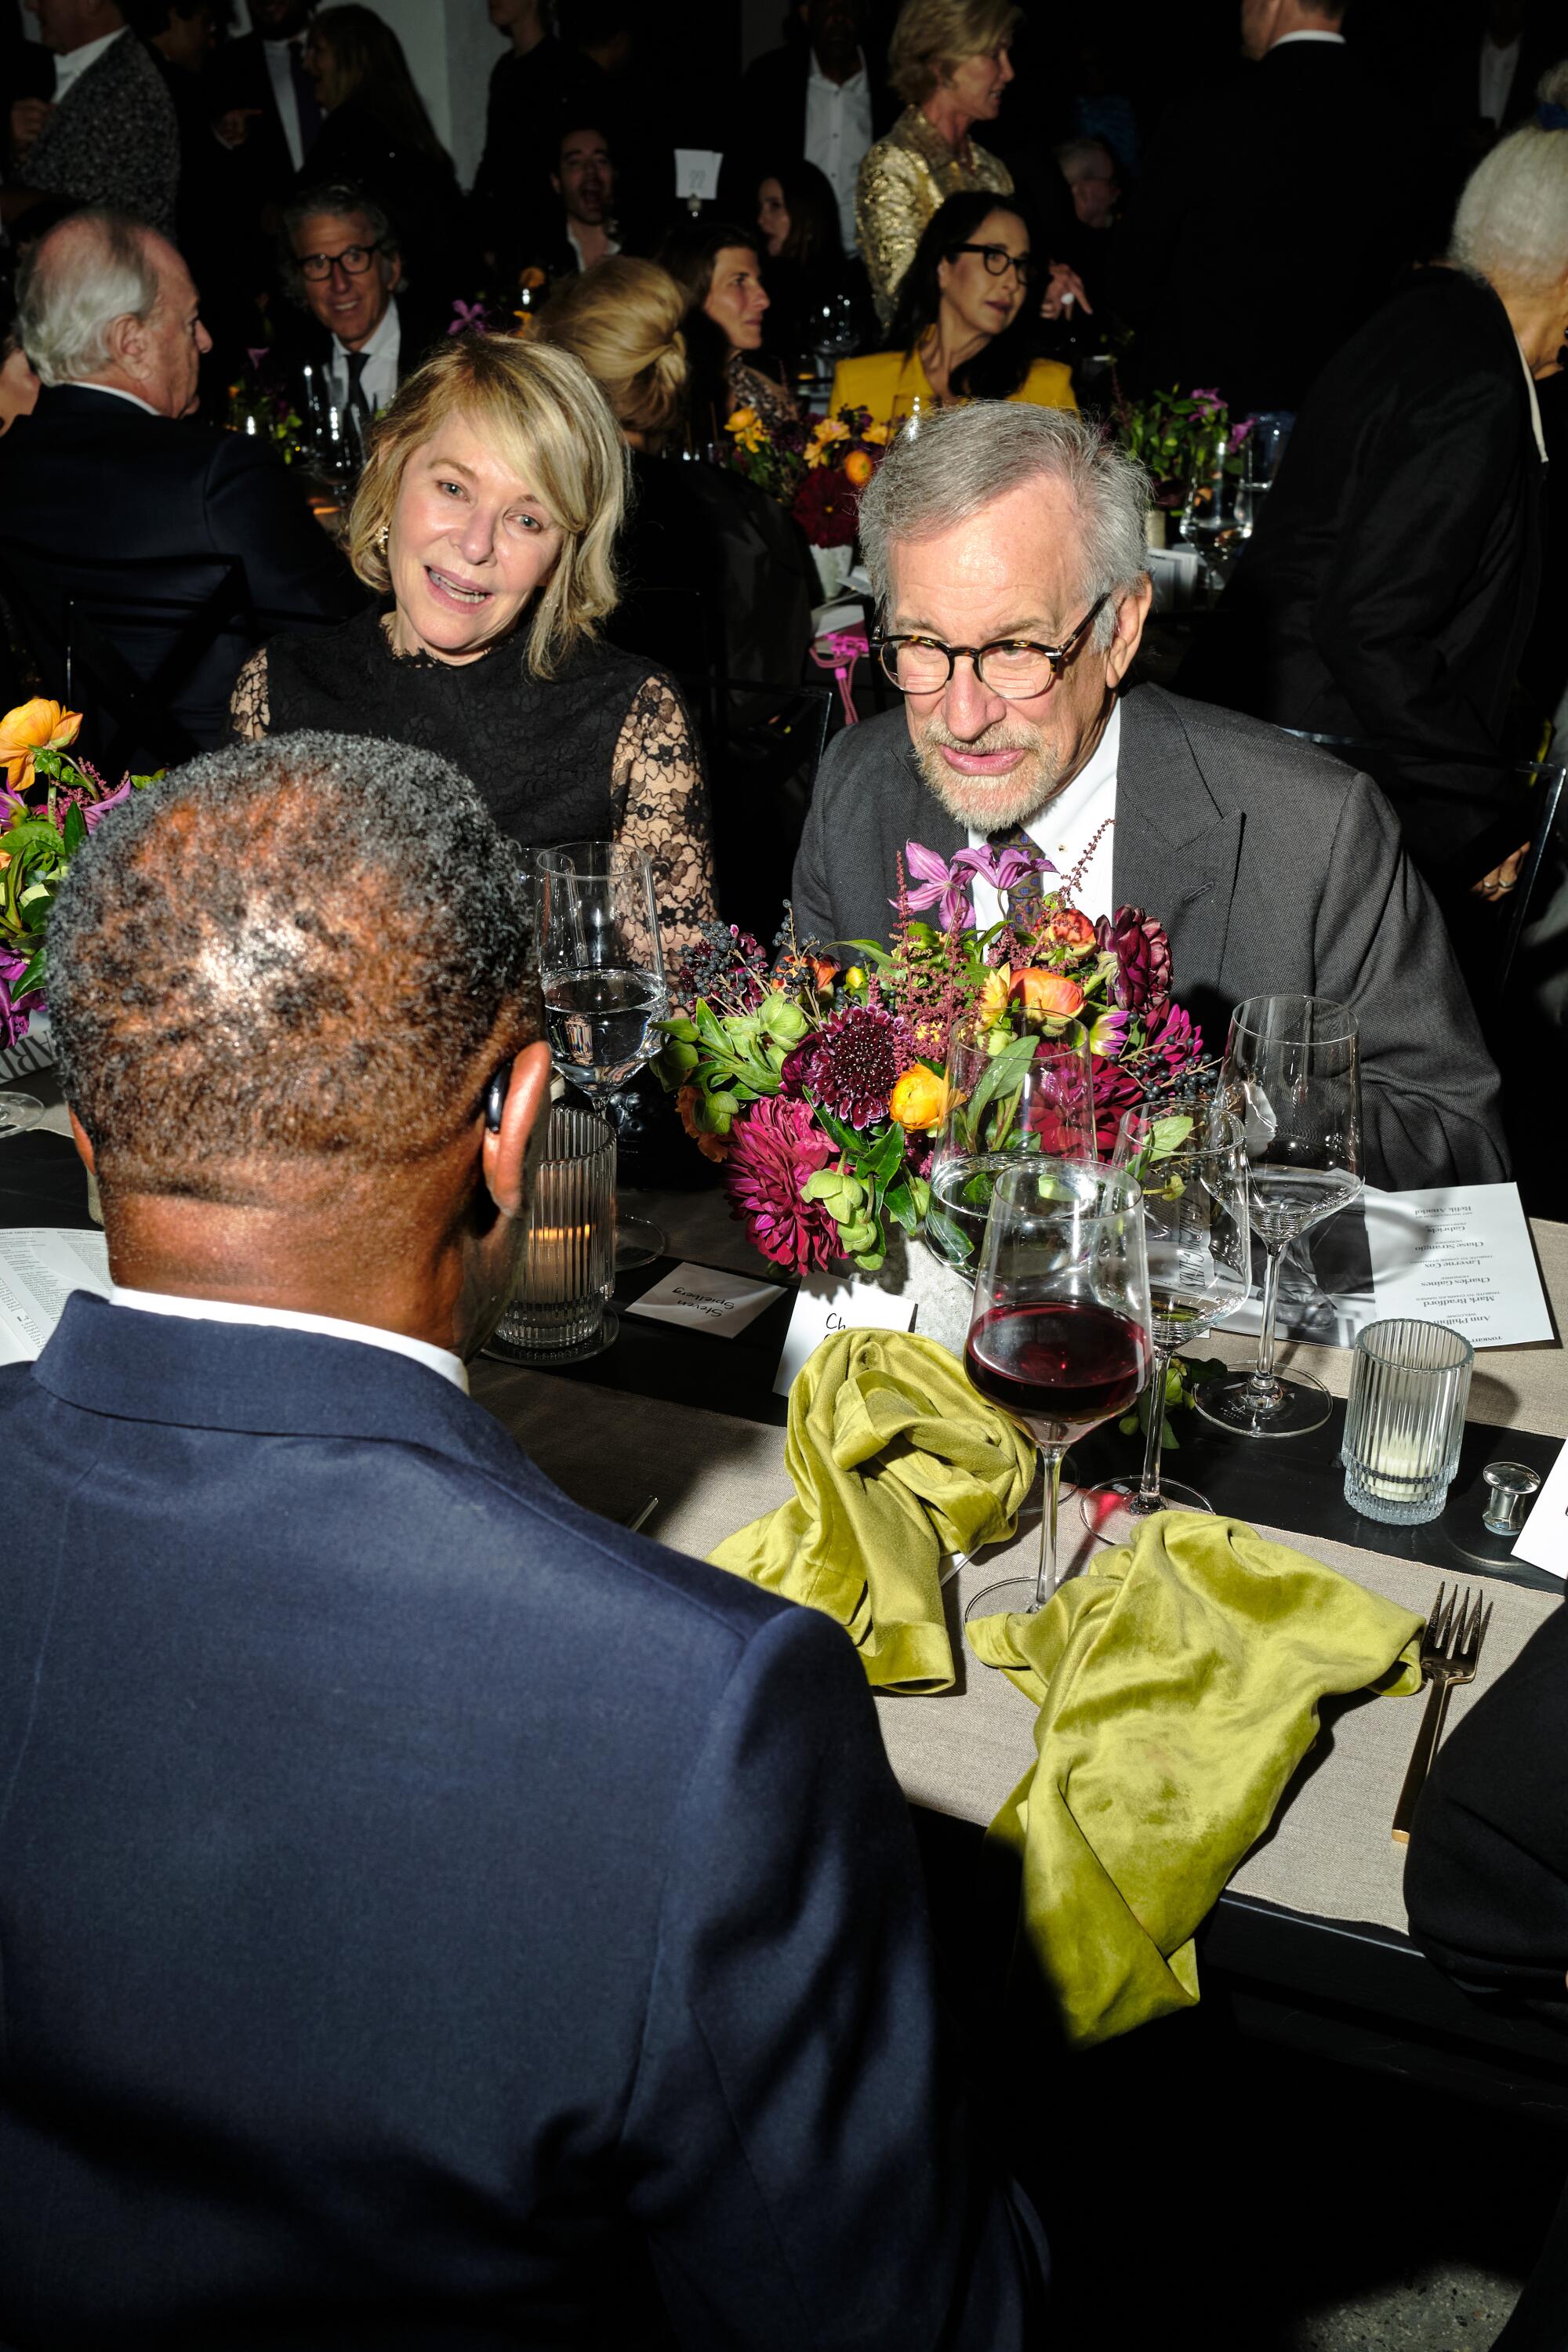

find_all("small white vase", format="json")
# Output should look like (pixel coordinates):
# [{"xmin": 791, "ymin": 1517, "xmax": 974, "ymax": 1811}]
[
  {"xmin": 846, "ymin": 1226, "xmax": 976, "ymax": 1360},
  {"xmin": 811, "ymin": 542, "xmax": 855, "ymax": 603}
]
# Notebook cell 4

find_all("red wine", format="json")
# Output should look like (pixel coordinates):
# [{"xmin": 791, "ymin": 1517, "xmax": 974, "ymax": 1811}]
[{"xmin": 965, "ymin": 1301, "xmax": 1150, "ymax": 1443}]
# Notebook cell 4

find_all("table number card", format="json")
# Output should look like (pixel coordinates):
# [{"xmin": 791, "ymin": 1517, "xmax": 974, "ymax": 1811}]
[
  {"xmin": 626, "ymin": 1261, "xmax": 784, "ymax": 1339},
  {"xmin": 772, "ymin": 1276, "xmax": 916, "ymax": 1397},
  {"xmin": 673, "ymin": 149, "xmax": 723, "ymax": 205}
]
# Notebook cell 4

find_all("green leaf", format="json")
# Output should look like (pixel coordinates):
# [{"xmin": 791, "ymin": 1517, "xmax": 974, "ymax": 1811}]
[{"xmin": 962, "ymin": 1032, "xmax": 1039, "ymax": 1149}]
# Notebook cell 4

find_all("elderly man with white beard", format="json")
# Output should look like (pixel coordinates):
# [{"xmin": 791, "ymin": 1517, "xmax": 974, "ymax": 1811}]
[{"xmin": 789, "ymin": 401, "xmax": 1508, "ymax": 1192}]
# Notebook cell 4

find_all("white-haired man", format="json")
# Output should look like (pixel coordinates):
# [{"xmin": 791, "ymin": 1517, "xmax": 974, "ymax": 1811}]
[
  {"xmin": 0, "ymin": 207, "xmax": 358, "ymax": 749},
  {"xmin": 790, "ymin": 401, "xmax": 1509, "ymax": 1193}
]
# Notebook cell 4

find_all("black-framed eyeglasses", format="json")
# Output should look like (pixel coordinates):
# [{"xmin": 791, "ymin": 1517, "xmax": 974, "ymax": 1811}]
[
  {"xmin": 947, "ymin": 240, "xmax": 1036, "ymax": 285},
  {"xmin": 296, "ymin": 241, "xmax": 383, "ymax": 281},
  {"xmin": 874, "ymin": 595, "xmax": 1110, "ymax": 699}
]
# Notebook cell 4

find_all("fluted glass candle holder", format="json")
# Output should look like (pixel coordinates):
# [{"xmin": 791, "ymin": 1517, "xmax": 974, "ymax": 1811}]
[
  {"xmin": 487, "ymin": 1106, "xmax": 617, "ymax": 1365},
  {"xmin": 1342, "ymin": 1318, "xmax": 1473, "ymax": 1527}
]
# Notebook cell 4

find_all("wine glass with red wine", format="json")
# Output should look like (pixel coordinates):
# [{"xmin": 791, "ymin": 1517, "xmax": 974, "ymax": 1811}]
[{"xmin": 963, "ymin": 1159, "xmax": 1152, "ymax": 1623}]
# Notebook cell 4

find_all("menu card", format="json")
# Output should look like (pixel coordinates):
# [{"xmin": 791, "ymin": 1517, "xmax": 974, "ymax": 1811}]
[
  {"xmin": 0, "ymin": 1227, "xmax": 111, "ymax": 1365},
  {"xmin": 1226, "ymin": 1182, "xmax": 1552, "ymax": 1353}
]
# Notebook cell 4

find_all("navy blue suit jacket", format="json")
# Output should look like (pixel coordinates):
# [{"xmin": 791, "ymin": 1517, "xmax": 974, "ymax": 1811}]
[{"xmin": 0, "ymin": 1297, "xmax": 1044, "ymax": 2347}]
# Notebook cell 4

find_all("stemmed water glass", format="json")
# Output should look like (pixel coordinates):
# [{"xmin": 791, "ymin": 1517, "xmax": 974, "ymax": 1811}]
[
  {"xmin": 1196, "ymin": 995, "xmax": 1363, "ymax": 1439},
  {"xmin": 0, "ymin": 1089, "xmax": 45, "ymax": 1141},
  {"xmin": 962, "ymin": 1158, "xmax": 1152, "ymax": 1624},
  {"xmin": 534, "ymin": 840, "xmax": 670, "ymax": 1271},
  {"xmin": 1078, "ymin": 1101, "xmax": 1251, "ymax": 1544},
  {"xmin": 924, "ymin": 1020, "xmax": 1097, "ymax": 1279}
]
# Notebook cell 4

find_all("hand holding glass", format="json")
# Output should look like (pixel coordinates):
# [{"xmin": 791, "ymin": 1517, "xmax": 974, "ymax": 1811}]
[{"xmin": 963, "ymin": 1160, "xmax": 1152, "ymax": 1624}]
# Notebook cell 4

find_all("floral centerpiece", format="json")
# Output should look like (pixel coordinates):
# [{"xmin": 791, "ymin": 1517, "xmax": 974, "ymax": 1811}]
[
  {"xmin": 657, "ymin": 841, "xmax": 1206, "ymax": 1279},
  {"xmin": 720, "ymin": 401, "xmax": 889, "ymax": 552},
  {"xmin": 1112, "ymin": 383, "xmax": 1252, "ymax": 525},
  {"xmin": 223, "ymin": 357, "xmax": 305, "ymax": 462},
  {"xmin": 0, "ymin": 700, "xmax": 151, "ymax": 1049}
]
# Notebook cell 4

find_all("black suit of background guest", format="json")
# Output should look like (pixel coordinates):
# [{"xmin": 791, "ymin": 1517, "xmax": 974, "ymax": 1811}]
[
  {"xmin": 0, "ymin": 209, "xmax": 358, "ymax": 755},
  {"xmin": 1178, "ymin": 82, "xmax": 1568, "ymax": 906},
  {"xmin": 1116, "ymin": 0, "xmax": 1409, "ymax": 416}
]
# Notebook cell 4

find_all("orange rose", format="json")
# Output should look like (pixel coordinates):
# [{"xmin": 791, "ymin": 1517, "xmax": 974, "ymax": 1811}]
[
  {"xmin": 676, "ymin": 1083, "xmax": 730, "ymax": 1163},
  {"xmin": 1011, "ymin": 967, "xmax": 1085, "ymax": 1019},
  {"xmin": 889, "ymin": 1065, "xmax": 955, "ymax": 1131},
  {"xmin": 843, "ymin": 448, "xmax": 873, "ymax": 487},
  {"xmin": 0, "ymin": 698, "xmax": 82, "ymax": 792},
  {"xmin": 807, "ymin": 955, "xmax": 838, "ymax": 992}
]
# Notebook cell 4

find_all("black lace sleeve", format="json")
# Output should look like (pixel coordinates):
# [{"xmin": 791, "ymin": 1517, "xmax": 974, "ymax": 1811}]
[
  {"xmin": 610, "ymin": 672, "xmax": 717, "ymax": 961},
  {"xmin": 229, "ymin": 646, "xmax": 270, "ymax": 741}
]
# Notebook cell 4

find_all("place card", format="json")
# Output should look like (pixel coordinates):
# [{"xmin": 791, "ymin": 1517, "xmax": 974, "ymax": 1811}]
[
  {"xmin": 772, "ymin": 1276, "xmax": 917, "ymax": 1397},
  {"xmin": 1510, "ymin": 1442, "xmax": 1568, "ymax": 1580},
  {"xmin": 0, "ymin": 1226, "xmax": 111, "ymax": 1366},
  {"xmin": 673, "ymin": 148, "xmax": 723, "ymax": 205},
  {"xmin": 625, "ymin": 1261, "xmax": 783, "ymax": 1339}
]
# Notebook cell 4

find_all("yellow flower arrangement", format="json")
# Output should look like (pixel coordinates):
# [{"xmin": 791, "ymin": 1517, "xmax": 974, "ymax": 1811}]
[{"xmin": 724, "ymin": 405, "xmax": 767, "ymax": 454}]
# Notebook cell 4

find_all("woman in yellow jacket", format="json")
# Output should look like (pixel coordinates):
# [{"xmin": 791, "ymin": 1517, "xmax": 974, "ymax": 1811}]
[{"xmin": 829, "ymin": 192, "xmax": 1075, "ymax": 430}]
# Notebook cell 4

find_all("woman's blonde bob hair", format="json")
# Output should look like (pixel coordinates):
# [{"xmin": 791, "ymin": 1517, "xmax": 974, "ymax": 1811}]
[
  {"xmin": 348, "ymin": 334, "xmax": 628, "ymax": 680},
  {"xmin": 536, "ymin": 256, "xmax": 688, "ymax": 443},
  {"xmin": 887, "ymin": 0, "xmax": 1023, "ymax": 107}
]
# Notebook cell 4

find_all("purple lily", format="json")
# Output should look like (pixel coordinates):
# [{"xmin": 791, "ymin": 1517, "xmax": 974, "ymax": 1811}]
[
  {"xmin": 899, "ymin": 839, "xmax": 974, "ymax": 931},
  {"xmin": 448, "ymin": 299, "xmax": 488, "ymax": 336},
  {"xmin": 81, "ymin": 777, "xmax": 132, "ymax": 831},
  {"xmin": 952, "ymin": 840, "xmax": 1058, "ymax": 898}
]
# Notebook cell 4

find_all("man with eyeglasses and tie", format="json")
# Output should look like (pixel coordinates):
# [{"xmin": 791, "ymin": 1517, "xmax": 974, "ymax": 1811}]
[
  {"xmin": 789, "ymin": 401, "xmax": 1510, "ymax": 1193},
  {"xmin": 281, "ymin": 180, "xmax": 431, "ymax": 430}
]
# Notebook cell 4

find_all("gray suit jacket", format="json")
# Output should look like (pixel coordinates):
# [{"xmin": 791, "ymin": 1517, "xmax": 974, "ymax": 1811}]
[{"xmin": 790, "ymin": 684, "xmax": 1508, "ymax": 1193}]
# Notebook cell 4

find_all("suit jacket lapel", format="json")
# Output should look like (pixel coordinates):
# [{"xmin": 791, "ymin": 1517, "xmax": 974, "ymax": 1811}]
[{"xmin": 1110, "ymin": 687, "xmax": 1242, "ymax": 1002}]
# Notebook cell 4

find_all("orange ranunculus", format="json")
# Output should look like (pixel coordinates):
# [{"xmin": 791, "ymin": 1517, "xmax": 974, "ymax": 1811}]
[
  {"xmin": 1043, "ymin": 906, "xmax": 1097, "ymax": 953},
  {"xmin": 676, "ymin": 1083, "xmax": 730, "ymax": 1163},
  {"xmin": 807, "ymin": 954, "xmax": 838, "ymax": 992},
  {"xmin": 0, "ymin": 699, "xmax": 82, "ymax": 792},
  {"xmin": 889, "ymin": 1065, "xmax": 955, "ymax": 1131},
  {"xmin": 1011, "ymin": 967, "xmax": 1085, "ymax": 1019},
  {"xmin": 842, "ymin": 448, "xmax": 874, "ymax": 487}
]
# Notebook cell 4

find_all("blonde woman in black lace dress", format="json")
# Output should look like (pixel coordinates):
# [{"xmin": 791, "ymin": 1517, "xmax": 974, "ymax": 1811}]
[{"xmin": 230, "ymin": 336, "xmax": 717, "ymax": 956}]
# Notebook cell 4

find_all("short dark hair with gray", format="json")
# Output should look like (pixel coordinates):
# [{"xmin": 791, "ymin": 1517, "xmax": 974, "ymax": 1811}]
[
  {"xmin": 13, "ymin": 208, "xmax": 162, "ymax": 387},
  {"xmin": 49, "ymin": 733, "xmax": 541, "ymax": 1202},
  {"xmin": 280, "ymin": 181, "xmax": 398, "ymax": 306},
  {"xmin": 858, "ymin": 402, "xmax": 1151, "ymax": 649}
]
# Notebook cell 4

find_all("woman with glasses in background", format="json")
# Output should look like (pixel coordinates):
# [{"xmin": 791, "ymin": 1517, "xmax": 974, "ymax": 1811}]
[{"xmin": 829, "ymin": 194, "xmax": 1075, "ymax": 427}]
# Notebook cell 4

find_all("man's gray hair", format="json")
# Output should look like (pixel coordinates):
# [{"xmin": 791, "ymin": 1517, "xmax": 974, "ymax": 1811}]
[
  {"xmin": 1450, "ymin": 58, "xmax": 1568, "ymax": 290},
  {"xmin": 13, "ymin": 209, "xmax": 162, "ymax": 389},
  {"xmin": 858, "ymin": 403, "xmax": 1151, "ymax": 649},
  {"xmin": 280, "ymin": 181, "xmax": 399, "ymax": 306}
]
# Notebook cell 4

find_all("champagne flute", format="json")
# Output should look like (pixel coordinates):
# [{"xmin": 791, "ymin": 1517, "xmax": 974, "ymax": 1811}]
[
  {"xmin": 1195, "ymin": 995, "xmax": 1363, "ymax": 1439},
  {"xmin": 962, "ymin": 1159, "xmax": 1152, "ymax": 1624},
  {"xmin": 924, "ymin": 1022, "xmax": 1097, "ymax": 1278},
  {"xmin": 535, "ymin": 840, "xmax": 670, "ymax": 1271},
  {"xmin": 1078, "ymin": 1101, "xmax": 1250, "ymax": 1543}
]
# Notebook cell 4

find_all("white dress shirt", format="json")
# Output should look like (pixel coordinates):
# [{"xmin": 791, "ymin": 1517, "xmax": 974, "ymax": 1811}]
[
  {"xmin": 62, "ymin": 379, "xmax": 162, "ymax": 416},
  {"xmin": 804, "ymin": 50, "xmax": 873, "ymax": 254},
  {"xmin": 51, "ymin": 24, "xmax": 125, "ymax": 103},
  {"xmin": 328, "ymin": 299, "xmax": 401, "ymax": 418},
  {"xmin": 109, "ymin": 1286, "xmax": 469, "ymax": 1392},
  {"xmin": 264, "ymin": 34, "xmax": 308, "ymax": 172},
  {"xmin": 1479, "ymin": 32, "xmax": 1522, "ymax": 125},
  {"xmin": 967, "ymin": 699, "xmax": 1121, "ymax": 931}
]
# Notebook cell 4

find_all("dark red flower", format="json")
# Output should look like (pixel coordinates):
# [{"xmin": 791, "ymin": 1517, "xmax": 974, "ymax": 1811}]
[
  {"xmin": 723, "ymin": 1096, "xmax": 839, "ymax": 1274},
  {"xmin": 805, "ymin": 1002, "xmax": 917, "ymax": 1127},
  {"xmin": 1094, "ymin": 906, "xmax": 1173, "ymax": 1016},
  {"xmin": 791, "ymin": 465, "xmax": 861, "ymax": 549}
]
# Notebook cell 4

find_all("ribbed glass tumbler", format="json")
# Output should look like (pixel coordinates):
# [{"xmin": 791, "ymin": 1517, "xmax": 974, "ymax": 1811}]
[
  {"xmin": 488, "ymin": 1106, "xmax": 617, "ymax": 1365},
  {"xmin": 1341, "ymin": 1318, "xmax": 1474, "ymax": 1526}
]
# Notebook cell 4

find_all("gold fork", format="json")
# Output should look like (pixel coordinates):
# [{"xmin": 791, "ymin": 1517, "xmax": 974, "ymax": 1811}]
[{"xmin": 1392, "ymin": 1583, "xmax": 1493, "ymax": 1846}]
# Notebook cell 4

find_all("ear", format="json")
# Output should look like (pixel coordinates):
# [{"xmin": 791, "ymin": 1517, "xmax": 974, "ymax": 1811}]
[
  {"xmin": 67, "ymin": 1106, "xmax": 96, "ymax": 1176},
  {"xmin": 550, "ymin": 171, "xmax": 562, "ymax": 195},
  {"xmin": 1104, "ymin": 577, "xmax": 1152, "ymax": 689},
  {"xmin": 105, "ymin": 307, "xmax": 151, "ymax": 383},
  {"xmin": 385, "ymin": 246, "xmax": 403, "ymax": 296},
  {"xmin": 480, "ymin": 1039, "xmax": 553, "ymax": 1222}
]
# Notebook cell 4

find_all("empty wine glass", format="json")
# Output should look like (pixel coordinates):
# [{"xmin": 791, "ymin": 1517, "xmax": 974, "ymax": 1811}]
[
  {"xmin": 0, "ymin": 1088, "xmax": 45, "ymax": 1141},
  {"xmin": 1078, "ymin": 1101, "xmax": 1250, "ymax": 1543},
  {"xmin": 535, "ymin": 840, "xmax": 670, "ymax": 1270},
  {"xmin": 1195, "ymin": 995, "xmax": 1363, "ymax": 1439},
  {"xmin": 924, "ymin": 1020, "xmax": 1097, "ymax": 1279},
  {"xmin": 963, "ymin": 1158, "xmax": 1152, "ymax": 1625}
]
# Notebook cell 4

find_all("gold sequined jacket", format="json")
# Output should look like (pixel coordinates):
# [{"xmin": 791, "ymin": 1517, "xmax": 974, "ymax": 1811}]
[{"xmin": 855, "ymin": 107, "xmax": 1014, "ymax": 326}]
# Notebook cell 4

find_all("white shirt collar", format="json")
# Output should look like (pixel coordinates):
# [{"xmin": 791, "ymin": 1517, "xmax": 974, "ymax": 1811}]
[
  {"xmin": 332, "ymin": 296, "xmax": 400, "ymax": 365},
  {"xmin": 1268, "ymin": 29, "xmax": 1347, "ymax": 48},
  {"xmin": 966, "ymin": 698, "xmax": 1121, "ymax": 927},
  {"xmin": 808, "ymin": 46, "xmax": 868, "ymax": 93},
  {"xmin": 61, "ymin": 379, "xmax": 162, "ymax": 416},
  {"xmin": 51, "ymin": 24, "xmax": 125, "ymax": 103},
  {"xmin": 108, "ymin": 1287, "xmax": 469, "ymax": 1392},
  {"xmin": 1516, "ymin": 336, "xmax": 1548, "ymax": 463}
]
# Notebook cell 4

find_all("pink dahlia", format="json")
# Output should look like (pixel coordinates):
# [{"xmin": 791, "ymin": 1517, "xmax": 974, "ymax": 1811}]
[
  {"xmin": 723, "ymin": 1095, "xmax": 839, "ymax": 1274},
  {"xmin": 1090, "ymin": 1056, "xmax": 1146, "ymax": 1158},
  {"xmin": 800, "ymin": 1003, "xmax": 916, "ymax": 1129}
]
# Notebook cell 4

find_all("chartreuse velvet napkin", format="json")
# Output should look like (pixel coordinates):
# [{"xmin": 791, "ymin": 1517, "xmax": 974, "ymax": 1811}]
[
  {"xmin": 710, "ymin": 1330, "xmax": 1035, "ymax": 1692},
  {"xmin": 966, "ymin": 1512, "xmax": 1425, "ymax": 2048}
]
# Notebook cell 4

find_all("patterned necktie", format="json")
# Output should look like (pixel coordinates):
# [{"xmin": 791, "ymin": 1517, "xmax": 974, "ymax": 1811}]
[
  {"xmin": 343, "ymin": 348, "xmax": 371, "ymax": 423},
  {"xmin": 987, "ymin": 824, "xmax": 1048, "ymax": 932}
]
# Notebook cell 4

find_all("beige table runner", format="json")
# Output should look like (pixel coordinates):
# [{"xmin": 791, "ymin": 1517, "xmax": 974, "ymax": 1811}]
[{"xmin": 471, "ymin": 1363, "xmax": 1564, "ymax": 1940}]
